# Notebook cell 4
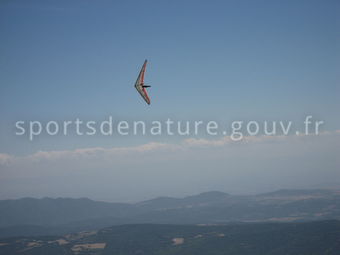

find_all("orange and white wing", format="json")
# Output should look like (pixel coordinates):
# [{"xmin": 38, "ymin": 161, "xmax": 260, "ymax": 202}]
[{"xmin": 134, "ymin": 60, "xmax": 150, "ymax": 105}]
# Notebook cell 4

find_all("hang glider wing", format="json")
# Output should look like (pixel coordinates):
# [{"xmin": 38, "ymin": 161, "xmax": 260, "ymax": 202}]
[{"xmin": 134, "ymin": 60, "xmax": 151, "ymax": 105}]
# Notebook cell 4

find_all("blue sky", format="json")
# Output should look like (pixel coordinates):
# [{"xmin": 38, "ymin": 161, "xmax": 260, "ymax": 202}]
[{"xmin": 0, "ymin": 0, "xmax": 339, "ymax": 200}]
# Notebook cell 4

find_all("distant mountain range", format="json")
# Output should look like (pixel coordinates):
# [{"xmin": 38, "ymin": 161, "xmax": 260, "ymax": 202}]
[{"xmin": 0, "ymin": 189, "xmax": 339, "ymax": 238}]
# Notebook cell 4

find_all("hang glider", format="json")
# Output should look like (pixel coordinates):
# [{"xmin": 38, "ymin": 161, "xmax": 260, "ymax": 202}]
[{"xmin": 134, "ymin": 59, "xmax": 151, "ymax": 105}]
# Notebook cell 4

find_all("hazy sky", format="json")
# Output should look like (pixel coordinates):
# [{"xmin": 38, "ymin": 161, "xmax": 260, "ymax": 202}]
[{"xmin": 0, "ymin": 0, "xmax": 339, "ymax": 202}]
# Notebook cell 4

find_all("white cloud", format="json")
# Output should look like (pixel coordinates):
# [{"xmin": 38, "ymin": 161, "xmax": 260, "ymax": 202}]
[
  {"xmin": 1, "ymin": 131, "xmax": 339, "ymax": 165},
  {"xmin": 0, "ymin": 153, "xmax": 13, "ymax": 165},
  {"xmin": 1, "ymin": 131, "xmax": 339, "ymax": 201}
]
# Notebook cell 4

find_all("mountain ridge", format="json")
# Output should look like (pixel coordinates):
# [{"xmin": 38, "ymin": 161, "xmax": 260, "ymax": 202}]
[{"xmin": 0, "ymin": 189, "xmax": 339, "ymax": 238}]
